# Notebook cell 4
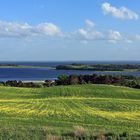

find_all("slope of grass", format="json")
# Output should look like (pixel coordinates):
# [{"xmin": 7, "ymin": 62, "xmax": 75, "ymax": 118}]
[{"xmin": 0, "ymin": 84, "xmax": 140, "ymax": 139}]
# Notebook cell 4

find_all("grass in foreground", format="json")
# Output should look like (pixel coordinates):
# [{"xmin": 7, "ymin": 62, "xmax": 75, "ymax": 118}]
[{"xmin": 0, "ymin": 84, "xmax": 140, "ymax": 139}]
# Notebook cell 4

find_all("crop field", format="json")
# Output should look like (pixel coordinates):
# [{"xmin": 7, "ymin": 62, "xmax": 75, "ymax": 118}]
[{"xmin": 0, "ymin": 84, "xmax": 140, "ymax": 139}]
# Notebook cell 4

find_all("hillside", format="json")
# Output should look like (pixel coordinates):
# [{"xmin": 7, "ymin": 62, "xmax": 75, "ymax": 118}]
[{"xmin": 0, "ymin": 84, "xmax": 140, "ymax": 139}]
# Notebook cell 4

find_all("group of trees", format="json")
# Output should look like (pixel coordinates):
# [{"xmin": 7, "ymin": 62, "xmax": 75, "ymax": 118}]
[
  {"xmin": 56, "ymin": 64, "xmax": 140, "ymax": 71},
  {"xmin": 56, "ymin": 74, "xmax": 140, "ymax": 89},
  {"xmin": 0, "ymin": 74, "xmax": 140, "ymax": 89},
  {"xmin": 0, "ymin": 80, "xmax": 44, "ymax": 88}
]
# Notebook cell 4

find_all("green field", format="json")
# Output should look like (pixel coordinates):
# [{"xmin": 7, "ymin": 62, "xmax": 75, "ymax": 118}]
[{"xmin": 0, "ymin": 84, "xmax": 140, "ymax": 139}]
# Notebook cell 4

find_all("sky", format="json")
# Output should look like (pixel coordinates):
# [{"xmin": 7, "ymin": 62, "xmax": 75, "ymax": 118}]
[{"xmin": 0, "ymin": 0, "xmax": 140, "ymax": 61}]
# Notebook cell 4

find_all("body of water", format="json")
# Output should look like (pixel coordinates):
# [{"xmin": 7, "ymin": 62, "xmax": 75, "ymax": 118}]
[{"xmin": 0, "ymin": 61, "xmax": 139, "ymax": 81}]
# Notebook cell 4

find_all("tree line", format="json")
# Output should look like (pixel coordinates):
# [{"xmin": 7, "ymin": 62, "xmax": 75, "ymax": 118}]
[
  {"xmin": 56, "ymin": 74, "xmax": 140, "ymax": 89},
  {"xmin": 0, "ymin": 74, "xmax": 140, "ymax": 89},
  {"xmin": 56, "ymin": 64, "xmax": 140, "ymax": 71}
]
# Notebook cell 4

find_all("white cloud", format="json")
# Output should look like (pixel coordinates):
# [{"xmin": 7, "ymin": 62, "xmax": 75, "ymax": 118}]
[
  {"xmin": 71, "ymin": 20, "xmax": 123, "ymax": 43},
  {"xmin": 36, "ymin": 23, "xmax": 62, "ymax": 36},
  {"xmin": 0, "ymin": 21, "xmax": 32, "ymax": 38},
  {"xmin": 102, "ymin": 2, "xmax": 139, "ymax": 20},
  {"xmin": 71, "ymin": 20, "xmax": 103, "ymax": 41},
  {"xmin": 76, "ymin": 28, "xmax": 103, "ymax": 40},
  {"xmin": 0, "ymin": 20, "xmax": 139, "ymax": 45},
  {"xmin": 85, "ymin": 19, "xmax": 95, "ymax": 28},
  {"xmin": 0, "ymin": 21, "xmax": 62, "ymax": 38},
  {"xmin": 107, "ymin": 30, "xmax": 122, "ymax": 43}
]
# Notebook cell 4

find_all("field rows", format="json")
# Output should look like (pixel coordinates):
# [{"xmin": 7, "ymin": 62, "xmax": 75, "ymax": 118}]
[{"xmin": 0, "ymin": 84, "xmax": 140, "ymax": 134}]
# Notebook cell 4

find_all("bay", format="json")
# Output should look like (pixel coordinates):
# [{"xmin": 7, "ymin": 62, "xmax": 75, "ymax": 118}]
[{"xmin": 0, "ymin": 61, "xmax": 139, "ymax": 81}]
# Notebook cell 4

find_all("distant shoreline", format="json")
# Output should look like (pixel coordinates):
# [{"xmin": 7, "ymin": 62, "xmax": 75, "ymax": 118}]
[
  {"xmin": 56, "ymin": 63, "xmax": 140, "ymax": 72},
  {"xmin": 22, "ymin": 80, "xmax": 45, "ymax": 83},
  {"xmin": 0, "ymin": 65, "xmax": 54, "ymax": 69}
]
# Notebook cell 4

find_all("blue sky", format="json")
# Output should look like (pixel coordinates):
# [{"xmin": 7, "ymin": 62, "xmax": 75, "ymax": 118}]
[{"xmin": 0, "ymin": 0, "xmax": 140, "ymax": 61}]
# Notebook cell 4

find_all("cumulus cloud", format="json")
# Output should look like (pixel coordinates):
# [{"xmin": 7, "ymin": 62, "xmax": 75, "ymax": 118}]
[
  {"xmin": 102, "ymin": 2, "xmax": 139, "ymax": 20},
  {"xmin": 74, "ymin": 28, "xmax": 103, "ymax": 41},
  {"xmin": 71, "ymin": 20, "xmax": 103, "ymax": 41},
  {"xmin": 107, "ymin": 30, "xmax": 122, "ymax": 43},
  {"xmin": 0, "ymin": 21, "xmax": 62, "ymax": 38},
  {"xmin": 0, "ymin": 21, "xmax": 32, "ymax": 38},
  {"xmin": 71, "ymin": 20, "xmax": 124, "ymax": 43},
  {"xmin": 36, "ymin": 23, "xmax": 62, "ymax": 36},
  {"xmin": 0, "ymin": 20, "xmax": 139, "ymax": 44},
  {"xmin": 85, "ymin": 19, "xmax": 95, "ymax": 28}
]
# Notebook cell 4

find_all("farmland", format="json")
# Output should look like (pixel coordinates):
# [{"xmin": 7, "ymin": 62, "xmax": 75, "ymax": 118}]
[{"xmin": 0, "ymin": 84, "xmax": 140, "ymax": 139}]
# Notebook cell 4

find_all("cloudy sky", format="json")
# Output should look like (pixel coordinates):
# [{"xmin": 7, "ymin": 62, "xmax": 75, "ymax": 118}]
[{"xmin": 0, "ymin": 0, "xmax": 140, "ymax": 61}]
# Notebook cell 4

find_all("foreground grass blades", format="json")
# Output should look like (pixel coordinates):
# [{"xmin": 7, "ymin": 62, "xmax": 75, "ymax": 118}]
[{"xmin": 0, "ymin": 84, "xmax": 140, "ymax": 139}]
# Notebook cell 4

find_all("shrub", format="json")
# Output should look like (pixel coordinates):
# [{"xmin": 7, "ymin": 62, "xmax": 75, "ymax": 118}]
[{"xmin": 73, "ymin": 126, "xmax": 86, "ymax": 137}]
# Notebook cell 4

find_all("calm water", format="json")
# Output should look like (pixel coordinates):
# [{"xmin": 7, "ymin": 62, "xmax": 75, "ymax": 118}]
[{"xmin": 0, "ymin": 61, "xmax": 139, "ymax": 81}]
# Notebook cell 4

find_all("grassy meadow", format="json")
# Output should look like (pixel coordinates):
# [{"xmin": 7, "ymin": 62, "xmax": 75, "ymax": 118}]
[{"xmin": 0, "ymin": 84, "xmax": 140, "ymax": 139}]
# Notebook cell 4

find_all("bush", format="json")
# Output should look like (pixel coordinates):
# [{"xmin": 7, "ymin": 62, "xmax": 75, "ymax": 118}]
[
  {"xmin": 73, "ymin": 126, "xmax": 86, "ymax": 137},
  {"xmin": 69, "ymin": 75, "xmax": 79, "ymax": 85}
]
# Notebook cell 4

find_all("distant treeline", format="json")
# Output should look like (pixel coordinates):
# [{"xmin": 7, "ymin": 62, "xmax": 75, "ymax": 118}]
[
  {"xmin": 0, "ymin": 74, "xmax": 140, "ymax": 89},
  {"xmin": 56, "ymin": 63, "xmax": 140, "ymax": 71},
  {"xmin": 0, "ymin": 64, "xmax": 18, "ymax": 66}
]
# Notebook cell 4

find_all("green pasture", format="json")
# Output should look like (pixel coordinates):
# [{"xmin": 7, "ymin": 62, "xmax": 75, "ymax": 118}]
[{"xmin": 0, "ymin": 84, "xmax": 140, "ymax": 139}]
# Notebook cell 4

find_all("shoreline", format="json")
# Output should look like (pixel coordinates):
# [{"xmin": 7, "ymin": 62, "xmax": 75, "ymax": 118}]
[
  {"xmin": 0, "ymin": 66, "xmax": 55, "ymax": 69},
  {"xmin": 22, "ymin": 80, "xmax": 45, "ymax": 83},
  {"xmin": 0, "ymin": 79, "xmax": 57, "ymax": 83}
]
